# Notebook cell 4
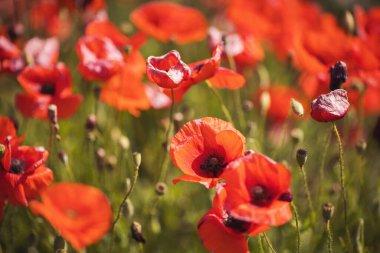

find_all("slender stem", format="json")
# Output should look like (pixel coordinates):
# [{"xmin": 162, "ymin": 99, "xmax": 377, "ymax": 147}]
[
  {"xmin": 157, "ymin": 89, "xmax": 175, "ymax": 182},
  {"xmin": 326, "ymin": 220, "xmax": 334, "ymax": 253},
  {"xmin": 298, "ymin": 164, "xmax": 315, "ymax": 214},
  {"xmin": 263, "ymin": 233, "xmax": 277, "ymax": 253},
  {"xmin": 332, "ymin": 122, "xmax": 347, "ymax": 227},
  {"xmin": 110, "ymin": 161, "xmax": 140, "ymax": 252},
  {"xmin": 291, "ymin": 202, "xmax": 300, "ymax": 253},
  {"xmin": 258, "ymin": 235, "xmax": 265, "ymax": 253},
  {"xmin": 319, "ymin": 126, "xmax": 332, "ymax": 194},
  {"xmin": 206, "ymin": 80, "xmax": 234, "ymax": 124}
]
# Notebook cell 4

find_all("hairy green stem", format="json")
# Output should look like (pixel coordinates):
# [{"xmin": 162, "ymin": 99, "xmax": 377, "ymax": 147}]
[
  {"xmin": 291, "ymin": 202, "xmax": 301, "ymax": 253},
  {"xmin": 206, "ymin": 80, "xmax": 234, "ymax": 124}
]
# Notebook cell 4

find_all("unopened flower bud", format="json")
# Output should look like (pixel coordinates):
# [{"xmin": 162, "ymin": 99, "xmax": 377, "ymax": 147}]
[
  {"xmin": 119, "ymin": 136, "xmax": 130, "ymax": 150},
  {"xmin": 131, "ymin": 221, "xmax": 146, "ymax": 244},
  {"xmin": 291, "ymin": 98, "xmax": 304, "ymax": 117},
  {"xmin": 53, "ymin": 235, "xmax": 66, "ymax": 252},
  {"xmin": 85, "ymin": 114, "xmax": 97, "ymax": 131},
  {"xmin": 329, "ymin": 61, "xmax": 347, "ymax": 91},
  {"xmin": 243, "ymin": 100, "xmax": 254, "ymax": 112},
  {"xmin": 173, "ymin": 112, "xmax": 184, "ymax": 132},
  {"xmin": 48, "ymin": 104, "xmax": 58, "ymax": 124},
  {"xmin": 296, "ymin": 149, "xmax": 308, "ymax": 167},
  {"xmin": 322, "ymin": 202, "xmax": 335, "ymax": 222},
  {"xmin": 290, "ymin": 128, "xmax": 304, "ymax": 144},
  {"xmin": 260, "ymin": 91, "xmax": 271, "ymax": 116},
  {"xmin": 132, "ymin": 152, "xmax": 141, "ymax": 169},
  {"xmin": 155, "ymin": 182, "xmax": 167, "ymax": 196},
  {"xmin": 123, "ymin": 198, "xmax": 134, "ymax": 219},
  {"xmin": 58, "ymin": 151, "xmax": 68, "ymax": 166},
  {"xmin": 355, "ymin": 139, "xmax": 367, "ymax": 155},
  {"xmin": 0, "ymin": 144, "xmax": 5, "ymax": 159},
  {"xmin": 96, "ymin": 148, "xmax": 106, "ymax": 170},
  {"xmin": 343, "ymin": 11, "xmax": 355, "ymax": 35}
]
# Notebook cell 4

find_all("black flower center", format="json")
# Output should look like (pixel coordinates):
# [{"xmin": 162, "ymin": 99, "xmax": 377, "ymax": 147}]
[
  {"xmin": 39, "ymin": 83, "xmax": 56, "ymax": 95},
  {"xmin": 200, "ymin": 155, "xmax": 226, "ymax": 177},
  {"xmin": 223, "ymin": 214, "xmax": 250, "ymax": 233},
  {"xmin": 251, "ymin": 185, "xmax": 273, "ymax": 207},
  {"xmin": 9, "ymin": 158, "xmax": 25, "ymax": 174}
]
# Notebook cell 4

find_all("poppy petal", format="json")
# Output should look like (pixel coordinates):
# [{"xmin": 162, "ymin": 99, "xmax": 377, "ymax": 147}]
[{"xmin": 208, "ymin": 67, "xmax": 246, "ymax": 90}]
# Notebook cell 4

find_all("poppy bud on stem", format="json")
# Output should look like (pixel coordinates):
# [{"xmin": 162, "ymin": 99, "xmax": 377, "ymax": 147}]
[
  {"xmin": 48, "ymin": 104, "xmax": 61, "ymax": 144},
  {"xmin": 322, "ymin": 203, "xmax": 335, "ymax": 253},
  {"xmin": 296, "ymin": 149, "xmax": 315, "ymax": 215}
]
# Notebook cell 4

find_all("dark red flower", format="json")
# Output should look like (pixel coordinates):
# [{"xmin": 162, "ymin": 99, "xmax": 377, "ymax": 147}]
[
  {"xmin": 170, "ymin": 117, "xmax": 245, "ymax": 188},
  {"xmin": 24, "ymin": 37, "xmax": 59, "ymax": 66},
  {"xmin": 0, "ymin": 36, "xmax": 24, "ymax": 73},
  {"xmin": 146, "ymin": 50, "xmax": 191, "ymax": 89},
  {"xmin": 0, "ymin": 138, "xmax": 53, "ymax": 206},
  {"xmin": 130, "ymin": 2, "xmax": 207, "ymax": 44},
  {"xmin": 198, "ymin": 185, "xmax": 269, "ymax": 253},
  {"xmin": 222, "ymin": 152, "xmax": 292, "ymax": 226},
  {"xmin": 76, "ymin": 35, "xmax": 124, "ymax": 81},
  {"xmin": 310, "ymin": 89, "xmax": 350, "ymax": 122},
  {"xmin": 16, "ymin": 63, "xmax": 82, "ymax": 120}
]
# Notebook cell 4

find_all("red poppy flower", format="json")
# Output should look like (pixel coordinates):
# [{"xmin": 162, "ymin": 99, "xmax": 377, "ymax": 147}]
[
  {"xmin": 24, "ymin": 37, "xmax": 59, "ymax": 66},
  {"xmin": 222, "ymin": 152, "xmax": 292, "ymax": 226},
  {"xmin": 30, "ymin": 182, "xmax": 112, "ymax": 251},
  {"xmin": 85, "ymin": 19, "xmax": 146, "ymax": 49},
  {"xmin": 101, "ymin": 61, "xmax": 150, "ymax": 116},
  {"xmin": 188, "ymin": 45, "xmax": 222, "ymax": 84},
  {"xmin": 0, "ymin": 36, "xmax": 24, "ymax": 73},
  {"xmin": 146, "ymin": 50, "xmax": 191, "ymax": 89},
  {"xmin": 15, "ymin": 63, "xmax": 82, "ymax": 119},
  {"xmin": 76, "ymin": 35, "xmax": 124, "ymax": 81},
  {"xmin": 310, "ymin": 89, "xmax": 350, "ymax": 122},
  {"xmin": 198, "ymin": 185, "xmax": 269, "ymax": 253},
  {"xmin": 0, "ymin": 138, "xmax": 53, "ymax": 206},
  {"xmin": 170, "ymin": 117, "xmax": 245, "ymax": 188},
  {"xmin": 130, "ymin": 2, "xmax": 207, "ymax": 44}
]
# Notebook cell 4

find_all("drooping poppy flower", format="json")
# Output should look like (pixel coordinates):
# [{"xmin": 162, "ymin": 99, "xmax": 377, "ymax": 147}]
[
  {"xmin": 24, "ymin": 37, "xmax": 59, "ymax": 66},
  {"xmin": 15, "ymin": 63, "xmax": 82, "ymax": 119},
  {"xmin": 310, "ymin": 89, "xmax": 350, "ymax": 122},
  {"xmin": 198, "ymin": 185, "xmax": 269, "ymax": 253},
  {"xmin": 146, "ymin": 50, "xmax": 191, "ymax": 89},
  {"xmin": 170, "ymin": 117, "xmax": 245, "ymax": 188},
  {"xmin": 130, "ymin": 2, "xmax": 207, "ymax": 44},
  {"xmin": 0, "ymin": 138, "xmax": 53, "ymax": 206},
  {"xmin": 101, "ymin": 62, "xmax": 150, "ymax": 116},
  {"xmin": 222, "ymin": 151, "xmax": 292, "ymax": 226},
  {"xmin": 0, "ymin": 36, "xmax": 24, "ymax": 73},
  {"xmin": 85, "ymin": 18, "xmax": 146, "ymax": 49},
  {"xmin": 30, "ymin": 182, "xmax": 112, "ymax": 251},
  {"xmin": 76, "ymin": 35, "xmax": 124, "ymax": 81}
]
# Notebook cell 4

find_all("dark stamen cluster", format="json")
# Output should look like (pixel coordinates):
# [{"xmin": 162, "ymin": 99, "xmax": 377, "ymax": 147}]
[
  {"xmin": 251, "ymin": 185, "xmax": 273, "ymax": 206},
  {"xmin": 10, "ymin": 158, "xmax": 26, "ymax": 174},
  {"xmin": 200, "ymin": 155, "xmax": 226, "ymax": 177},
  {"xmin": 223, "ymin": 215, "xmax": 251, "ymax": 233},
  {"xmin": 39, "ymin": 83, "xmax": 56, "ymax": 95}
]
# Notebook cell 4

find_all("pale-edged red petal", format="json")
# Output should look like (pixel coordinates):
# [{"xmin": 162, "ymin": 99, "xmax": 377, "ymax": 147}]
[{"xmin": 311, "ymin": 89, "xmax": 350, "ymax": 122}]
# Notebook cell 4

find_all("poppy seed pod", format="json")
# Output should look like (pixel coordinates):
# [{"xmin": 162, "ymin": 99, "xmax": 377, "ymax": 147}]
[
  {"xmin": 343, "ymin": 11, "xmax": 355, "ymax": 35},
  {"xmin": 85, "ymin": 114, "xmax": 97, "ymax": 131},
  {"xmin": 296, "ymin": 149, "xmax": 308, "ymax": 167},
  {"xmin": 132, "ymin": 152, "xmax": 142, "ymax": 169},
  {"xmin": 322, "ymin": 202, "xmax": 335, "ymax": 222},
  {"xmin": 131, "ymin": 221, "xmax": 146, "ymax": 244},
  {"xmin": 329, "ymin": 61, "xmax": 347, "ymax": 91},
  {"xmin": 290, "ymin": 128, "xmax": 304, "ymax": 144},
  {"xmin": 291, "ymin": 98, "xmax": 304, "ymax": 117},
  {"xmin": 155, "ymin": 182, "xmax": 168, "ymax": 196},
  {"xmin": 355, "ymin": 139, "xmax": 367, "ymax": 155}
]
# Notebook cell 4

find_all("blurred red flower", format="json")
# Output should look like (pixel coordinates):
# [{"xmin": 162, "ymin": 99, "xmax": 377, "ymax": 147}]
[
  {"xmin": 170, "ymin": 117, "xmax": 245, "ymax": 188},
  {"xmin": 0, "ymin": 36, "xmax": 24, "ymax": 73},
  {"xmin": 146, "ymin": 50, "xmax": 191, "ymax": 89},
  {"xmin": 76, "ymin": 35, "xmax": 124, "ymax": 81},
  {"xmin": 198, "ymin": 185, "xmax": 269, "ymax": 253},
  {"xmin": 24, "ymin": 37, "xmax": 59, "ymax": 66},
  {"xmin": 222, "ymin": 152, "xmax": 292, "ymax": 226},
  {"xmin": 311, "ymin": 89, "xmax": 350, "ymax": 122},
  {"xmin": 0, "ymin": 138, "xmax": 53, "ymax": 206},
  {"xmin": 16, "ymin": 63, "xmax": 82, "ymax": 119},
  {"xmin": 30, "ymin": 182, "xmax": 112, "ymax": 251},
  {"xmin": 130, "ymin": 2, "xmax": 207, "ymax": 44}
]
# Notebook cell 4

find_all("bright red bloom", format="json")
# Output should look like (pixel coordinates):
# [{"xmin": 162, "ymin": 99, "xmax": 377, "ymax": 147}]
[
  {"xmin": 222, "ymin": 152, "xmax": 292, "ymax": 226},
  {"xmin": 76, "ymin": 35, "xmax": 124, "ymax": 81},
  {"xmin": 16, "ymin": 63, "xmax": 82, "ymax": 119},
  {"xmin": 170, "ymin": 117, "xmax": 245, "ymax": 188},
  {"xmin": 198, "ymin": 186, "xmax": 269, "ymax": 253},
  {"xmin": 0, "ymin": 36, "xmax": 24, "ymax": 73},
  {"xmin": 30, "ymin": 182, "xmax": 112, "ymax": 251},
  {"xmin": 0, "ymin": 138, "xmax": 53, "ymax": 206},
  {"xmin": 85, "ymin": 19, "xmax": 146, "ymax": 49},
  {"xmin": 310, "ymin": 89, "xmax": 350, "ymax": 122},
  {"xmin": 147, "ymin": 50, "xmax": 191, "ymax": 89},
  {"xmin": 130, "ymin": 2, "xmax": 207, "ymax": 44},
  {"xmin": 24, "ymin": 37, "xmax": 59, "ymax": 66}
]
